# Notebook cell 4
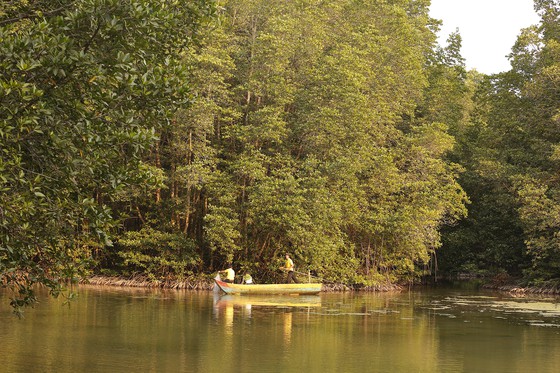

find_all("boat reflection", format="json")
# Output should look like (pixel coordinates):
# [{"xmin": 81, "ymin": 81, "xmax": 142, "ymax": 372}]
[
  {"xmin": 283, "ymin": 312, "xmax": 292, "ymax": 345},
  {"xmin": 213, "ymin": 294, "xmax": 322, "ymax": 309}
]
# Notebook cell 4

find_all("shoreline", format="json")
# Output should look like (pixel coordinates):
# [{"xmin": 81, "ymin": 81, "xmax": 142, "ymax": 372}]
[
  {"xmin": 81, "ymin": 275, "xmax": 402, "ymax": 292},
  {"xmin": 83, "ymin": 275, "xmax": 560, "ymax": 295},
  {"xmin": 482, "ymin": 283, "xmax": 560, "ymax": 295},
  {"xmin": 82, "ymin": 275, "xmax": 215, "ymax": 290}
]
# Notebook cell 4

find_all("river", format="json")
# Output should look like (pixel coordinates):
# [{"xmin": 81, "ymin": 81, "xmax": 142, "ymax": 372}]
[{"xmin": 1, "ymin": 284, "xmax": 560, "ymax": 372}]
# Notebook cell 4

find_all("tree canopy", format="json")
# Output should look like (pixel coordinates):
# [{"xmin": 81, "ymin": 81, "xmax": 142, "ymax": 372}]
[
  {"xmin": 3, "ymin": 0, "xmax": 560, "ymax": 311},
  {"xmin": 0, "ymin": 0, "xmax": 216, "ymax": 310},
  {"xmin": 439, "ymin": 0, "xmax": 560, "ymax": 285}
]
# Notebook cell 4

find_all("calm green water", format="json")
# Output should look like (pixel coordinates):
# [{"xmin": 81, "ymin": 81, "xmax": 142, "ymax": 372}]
[{"xmin": 2, "ymin": 285, "xmax": 560, "ymax": 373}]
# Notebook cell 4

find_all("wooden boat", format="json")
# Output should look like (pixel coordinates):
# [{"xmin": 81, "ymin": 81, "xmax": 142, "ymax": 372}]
[{"xmin": 214, "ymin": 278, "xmax": 322, "ymax": 295}]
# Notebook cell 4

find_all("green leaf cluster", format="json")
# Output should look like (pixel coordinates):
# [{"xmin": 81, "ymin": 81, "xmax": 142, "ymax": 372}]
[
  {"xmin": 3, "ymin": 0, "xmax": 497, "ymax": 305},
  {"xmin": 128, "ymin": 0, "xmax": 469, "ymax": 285},
  {"xmin": 0, "ymin": 0, "xmax": 216, "ymax": 311},
  {"xmin": 440, "ymin": 1, "xmax": 560, "ymax": 284}
]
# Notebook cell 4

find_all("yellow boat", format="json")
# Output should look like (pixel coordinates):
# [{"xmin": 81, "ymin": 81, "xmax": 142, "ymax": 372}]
[{"xmin": 214, "ymin": 278, "xmax": 322, "ymax": 295}]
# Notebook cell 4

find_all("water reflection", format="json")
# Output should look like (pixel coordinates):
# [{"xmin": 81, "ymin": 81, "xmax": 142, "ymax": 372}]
[
  {"xmin": 423, "ymin": 294, "xmax": 560, "ymax": 327},
  {"xmin": 211, "ymin": 293, "xmax": 321, "ymax": 349},
  {"xmin": 213, "ymin": 294, "xmax": 321, "ymax": 309},
  {"xmin": 283, "ymin": 312, "xmax": 292, "ymax": 345},
  {"xmin": 2, "ymin": 287, "xmax": 560, "ymax": 372}
]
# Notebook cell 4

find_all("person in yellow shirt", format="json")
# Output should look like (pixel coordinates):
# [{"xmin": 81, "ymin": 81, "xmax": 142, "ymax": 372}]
[
  {"xmin": 280, "ymin": 254, "xmax": 299, "ymax": 283},
  {"xmin": 220, "ymin": 264, "xmax": 235, "ymax": 283}
]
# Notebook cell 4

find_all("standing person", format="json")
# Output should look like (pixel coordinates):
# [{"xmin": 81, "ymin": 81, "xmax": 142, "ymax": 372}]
[
  {"xmin": 281, "ymin": 254, "xmax": 299, "ymax": 283},
  {"xmin": 219, "ymin": 264, "xmax": 235, "ymax": 283}
]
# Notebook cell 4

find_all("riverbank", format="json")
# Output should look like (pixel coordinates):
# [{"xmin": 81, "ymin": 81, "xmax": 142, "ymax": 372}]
[
  {"xmin": 475, "ymin": 274, "xmax": 560, "ymax": 295},
  {"xmin": 439, "ymin": 273, "xmax": 560, "ymax": 296},
  {"xmin": 83, "ymin": 275, "xmax": 215, "ymax": 290},
  {"xmin": 81, "ymin": 275, "xmax": 402, "ymax": 292},
  {"xmin": 483, "ymin": 283, "xmax": 560, "ymax": 295}
]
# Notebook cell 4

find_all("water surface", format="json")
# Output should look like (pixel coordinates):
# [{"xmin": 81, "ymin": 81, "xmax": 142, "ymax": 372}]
[{"xmin": 1, "ymin": 285, "xmax": 560, "ymax": 372}]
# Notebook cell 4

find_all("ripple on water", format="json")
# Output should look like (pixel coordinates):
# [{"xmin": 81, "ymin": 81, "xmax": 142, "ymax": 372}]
[
  {"xmin": 529, "ymin": 322, "xmax": 560, "ymax": 328},
  {"xmin": 439, "ymin": 295, "xmax": 560, "ymax": 327},
  {"xmin": 491, "ymin": 300, "xmax": 560, "ymax": 317}
]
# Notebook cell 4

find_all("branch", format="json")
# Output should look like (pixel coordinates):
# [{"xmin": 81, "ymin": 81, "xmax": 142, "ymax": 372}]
[
  {"xmin": 0, "ymin": 2, "xmax": 78, "ymax": 26},
  {"xmin": 82, "ymin": 19, "xmax": 102, "ymax": 53}
]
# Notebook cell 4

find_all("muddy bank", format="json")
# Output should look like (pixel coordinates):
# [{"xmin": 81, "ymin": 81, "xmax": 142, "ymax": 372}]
[
  {"xmin": 441, "ymin": 273, "xmax": 560, "ymax": 296},
  {"xmin": 82, "ymin": 275, "xmax": 215, "ymax": 290},
  {"xmin": 483, "ymin": 283, "xmax": 560, "ymax": 295},
  {"xmin": 81, "ymin": 275, "xmax": 401, "ymax": 292}
]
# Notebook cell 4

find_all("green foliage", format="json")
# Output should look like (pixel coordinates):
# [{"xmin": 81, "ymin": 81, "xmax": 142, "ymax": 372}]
[
  {"xmin": 175, "ymin": 0, "xmax": 468, "ymax": 283},
  {"xmin": 440, "ymin": 0, "xmax": 560, "ymax": 284},
  {"xmin": 516, "ymin": 179, "xmax": 560, "ymax": 281},
  {"xmin": 0, "ymin": 0, "xmax": 215, "ymax": 310},
  {"xmin": 102, "ymin": 0, "xmax": 470, "ymax": 286},
  {"xmin": 115, "ymin": 228, "xmax": 201, "ymax": 280},
  {"xmin": 4, "ymin": 0, "xmax": 497, "ymax": 300}
]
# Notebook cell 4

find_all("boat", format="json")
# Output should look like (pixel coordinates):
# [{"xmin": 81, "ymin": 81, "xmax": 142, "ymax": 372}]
[{"xmin": 214, "ymin": 278, "xmax": 322, "ymax": 295}]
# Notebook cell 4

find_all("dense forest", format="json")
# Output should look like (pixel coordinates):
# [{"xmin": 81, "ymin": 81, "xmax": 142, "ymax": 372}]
[{"xmin": 1, "ymin": 0, "xmax": 559, "ymax": 308}]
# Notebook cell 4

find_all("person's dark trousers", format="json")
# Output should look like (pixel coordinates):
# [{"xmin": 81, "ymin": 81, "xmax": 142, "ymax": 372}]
[{"xmin": 287, "ymin": 271, "xmax": 299, "ymax": 283}]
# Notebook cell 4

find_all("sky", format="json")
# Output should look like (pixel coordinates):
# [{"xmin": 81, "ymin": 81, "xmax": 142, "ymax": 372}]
[{"xmin": 429, "ymin": 0, "xmax": 541, "ymax": 74}]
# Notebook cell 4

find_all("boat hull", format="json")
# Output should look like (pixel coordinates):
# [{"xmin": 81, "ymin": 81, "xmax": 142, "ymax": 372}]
[{"xmin": 214, "ymin": 279, "xmax": 322, "ymax": 295}]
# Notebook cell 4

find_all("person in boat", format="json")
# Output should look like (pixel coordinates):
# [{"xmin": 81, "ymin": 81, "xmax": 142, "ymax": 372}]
[
  {"xmin": 281, "ymin": 254, "xmax": 299, "ymax": 283},
  {"xmin": 243, "ymin": 273, "xmax": 253, "ymax": 284},
  {"xmin": 219, "ymin": 264, "xmax": 235, "ymax": 283}
]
